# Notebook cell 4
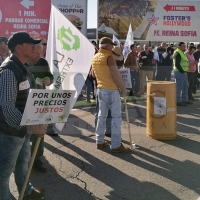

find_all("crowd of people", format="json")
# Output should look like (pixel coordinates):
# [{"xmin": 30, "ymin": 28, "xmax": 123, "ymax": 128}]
[
  {"xmin": 0, "ymin": 31, "xmax": 200, "ymax": 199},
  {"xmin": 85, "ymin": 40, "xmax": 200, "ymax": 106}
]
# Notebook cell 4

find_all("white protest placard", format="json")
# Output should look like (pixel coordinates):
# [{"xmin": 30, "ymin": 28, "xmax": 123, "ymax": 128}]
[
  {"xmin": 162, "ymin": 52, "xmax": 168, "ymax": 59},
  {"xmin": 154, "ymin": 97, "xmax": 166, "ymax": 115},
  {"xmin": 46, "ymin": 5, "xmax": 95, "ymax": 132},
  {"xmin": 119, "ymin": 68, "xmax": 132, "ymax": 89},
  {"xmin": 20, "ymin": 89, "xmax": 76, "ymax": 125}
]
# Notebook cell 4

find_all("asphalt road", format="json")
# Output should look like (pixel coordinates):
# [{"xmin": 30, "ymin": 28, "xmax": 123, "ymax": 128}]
[{"xmin": 10, "ymin": 99, "xmax": 200, "ymax": 200}]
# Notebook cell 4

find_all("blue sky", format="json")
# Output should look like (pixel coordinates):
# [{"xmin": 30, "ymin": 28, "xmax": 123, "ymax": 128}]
[{"xmin": 87, "ymin": 0, "xmax": 97, "ymax": 28}]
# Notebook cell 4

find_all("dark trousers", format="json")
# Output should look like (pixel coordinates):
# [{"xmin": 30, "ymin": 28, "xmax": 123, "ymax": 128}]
[
  {"xmin": 85, "ymin": 77, "xmax": 93, "ymax": 101},
  {"xmin": 193, "ymin": 71, "xmax": 200, "ymax": 93},
  {"xmin": 187, "ymin": 72, "xmax": 197, "ymax": 99},
  {"xmin": 156, "ymin": 66, "xmax": 163, "ymax": 80},
  {"xmin": 31, "ymin": 124, "xmax": 54, "ymax": 160},
  {"xmin": 130, "ymin": 71, "xmax": 140, "ymax": 94},
  {"xmin": 162, "ymin": 68, "xmax": 172, "ymax": 81},
  {"xmin": 156, "ymin": 67, "xmax": 172, "ymax": 81},
  {"xmin": 31, "ymin": 135, "xmax": 44, "ymax": 160},
  {"xmin": 197, "ymin": 75, "xmax": 200, "ymax": 89}
]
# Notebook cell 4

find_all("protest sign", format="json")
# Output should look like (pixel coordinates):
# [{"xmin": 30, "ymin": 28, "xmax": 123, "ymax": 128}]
[
  {"xmin": 154, "ymin": 97, "xmax": 167, "ymax": 115},
  {"xmin": 20, "ymin": 89, "xmax": 76, "ymax": 125},
  {"xmin": 119, "ymin": 68, "xmax": 132, "ymax": 89}
]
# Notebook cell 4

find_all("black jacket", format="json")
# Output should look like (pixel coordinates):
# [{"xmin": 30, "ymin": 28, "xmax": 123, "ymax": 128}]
[
  {"xmin": 139, "ymin": 51, "xmax": 154, "ymax": 71},
  {"xmin": 162, "ymin": 53, "xmax": 173, "ymax": 70},
  {"xmin": 0, "ymin": 55, "xmax": 29, "ymax": 137},
  {"xmin": 27, "ymin": 58, "xmax": 54, "ymax": 89}
]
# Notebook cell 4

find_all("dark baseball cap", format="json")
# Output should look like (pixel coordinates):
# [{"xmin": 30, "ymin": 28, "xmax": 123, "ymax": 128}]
[
  {"xmin": 100, "ymin": 37, "xmax": 116, "ymax": 46},
  {"xmin": 7, "ymin": 32, "xmax": 41, "ymax": 49},
  {"xmin": 0, "ymin": 36, "xmax": 8, "ymax": 43}
]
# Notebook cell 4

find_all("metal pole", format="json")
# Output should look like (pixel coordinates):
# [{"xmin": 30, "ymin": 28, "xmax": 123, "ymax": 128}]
[{"xmin": 124, "ymin": 97, "xmax": 134, "ymax": 149}]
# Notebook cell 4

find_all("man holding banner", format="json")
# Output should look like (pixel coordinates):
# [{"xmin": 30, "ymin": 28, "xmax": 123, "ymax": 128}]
[
  {"xmin": 92, "ymin": 37, "xmax": 131, "ymax": 153},
  {"xmin": 0, "ymin": 32, "xmax": 46, "ymax": 200},
  {"xmin": 26, "ymin": 43, "xmax": 54, "ymax": 173}
]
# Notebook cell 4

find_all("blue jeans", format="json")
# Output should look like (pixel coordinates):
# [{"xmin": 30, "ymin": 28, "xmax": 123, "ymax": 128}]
[
  {"xmin": 174, "ymin": 71, "xmax": 189, "ymax": 103},
  {"xmin": 95, "ymin": 92, "xmax": 111, "ymax": 133},
  {"xmin": 130, "ymin": 71, "xmax": 140, "ymax": 94},
  {"xmin": 96, "ymin": 89, "xmax": 122, "ymax": 149},
  {"xmin": 0, "ymin": 132, "xmax": 33, "ymax": 200}
]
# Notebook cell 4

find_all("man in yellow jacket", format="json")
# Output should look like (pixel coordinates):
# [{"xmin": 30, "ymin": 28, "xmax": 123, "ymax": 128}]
[
  {"xmin": 173, "ymin": 42, "xmax": 193, "ymax": 106},
  {"xmin": 92, "ymin": 37, "xmax": 131, "ymax": 153}
]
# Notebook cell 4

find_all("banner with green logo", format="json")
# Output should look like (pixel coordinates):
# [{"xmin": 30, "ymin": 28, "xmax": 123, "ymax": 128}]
[{"xmin": 46, "ymin": 5, "xmax": 95, "ymax": 132}]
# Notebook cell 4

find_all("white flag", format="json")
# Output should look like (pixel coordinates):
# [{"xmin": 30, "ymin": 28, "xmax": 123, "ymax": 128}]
[
  {"xmin": 112, "ymin": 34, "xmax": 120, "ymax": 47},
  {"xmin": 122, "ymin": 24, "xmax": 134, "ymax": 59},
  {"xmin": 46, "ymin": 5, "xmax": 95, "ymax": 132}
]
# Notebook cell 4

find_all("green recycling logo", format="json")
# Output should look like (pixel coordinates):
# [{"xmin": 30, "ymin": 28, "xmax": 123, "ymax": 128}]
[{"xmin": 57, "ymin": 26, "xmax": 80, "ymax": 51}]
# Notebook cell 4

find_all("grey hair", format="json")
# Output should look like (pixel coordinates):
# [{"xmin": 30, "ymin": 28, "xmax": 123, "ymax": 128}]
[
  {"xmin": 99, "ymin": 44, "xmax": 108, "ymax": 49},
  {"xmin": 35, "ymin": 43, "xmax": 43, "ymax": 49}
]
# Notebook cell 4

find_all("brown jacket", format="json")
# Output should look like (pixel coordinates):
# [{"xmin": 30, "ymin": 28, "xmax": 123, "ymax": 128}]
[{"xmin": 124, "ymin": 51, "xmax": 138, "ymax": 71}]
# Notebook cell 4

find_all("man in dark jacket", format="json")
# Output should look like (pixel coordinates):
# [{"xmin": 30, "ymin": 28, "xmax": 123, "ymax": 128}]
[
  {"xmin": 156, "ymin": 42, "xmax": 167, "ymax": 80},
  {"xmin": 161, "ymin": 47, "xmax": 173, "ymax": 81},
  {"xmin": 138, "ymin": 44, "xmax": 155, "ymax": 94},
  {"xmin": 26, "ymin": 43, "xmax": 54, "ymax": 173},
  {"xmin": 0, "ymin": 32, "xmax": 47, "ymax": 200}
]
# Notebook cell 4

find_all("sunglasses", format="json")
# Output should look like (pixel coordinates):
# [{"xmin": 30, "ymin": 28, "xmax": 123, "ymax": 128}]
[{"xmin": 42, "ymin": 43, "xmax": 47, "ymax": 46}]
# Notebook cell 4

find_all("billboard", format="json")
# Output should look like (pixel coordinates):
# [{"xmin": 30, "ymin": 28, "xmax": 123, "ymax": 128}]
[
  {"xmin": 98, "ymin": 0, "xmax": 200, "ymax": 41},
  {"xmin": 0, "ymin": 0, "xmax": 87, "ymax": 38},
  {"xmin": 87, "ymin": 28, "xmax": 97, "ymax": 39},
  {"xmin": 0, "ymin": 0, "xmax": 51, "ymax": 38},
  {"xmin": 51, "ymin": 0, "xmax": 87, "ymax": 36}
]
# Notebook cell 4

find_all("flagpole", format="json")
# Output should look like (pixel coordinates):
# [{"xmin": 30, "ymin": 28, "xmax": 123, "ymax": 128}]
[
  {"xmin": 96, "ymin": 0, "xmax": 99, "ymax": 43},
  {"xmin": 18, "ymin": 137, "xmax": 41, "ymax": 200}
]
